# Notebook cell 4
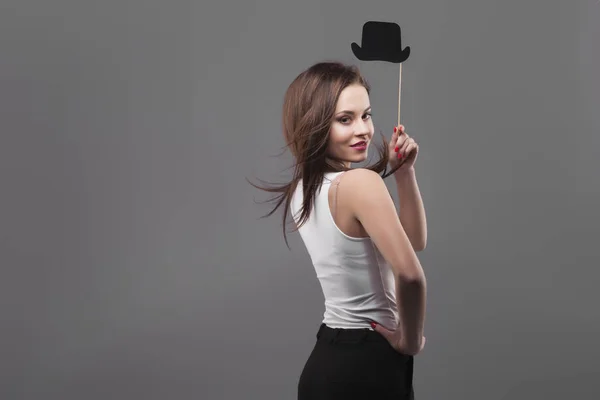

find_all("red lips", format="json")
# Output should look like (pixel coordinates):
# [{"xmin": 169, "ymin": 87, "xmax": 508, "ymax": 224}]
[{"xmin": 351, "ymin": 141, "xmax": 366, "ymax": 147}]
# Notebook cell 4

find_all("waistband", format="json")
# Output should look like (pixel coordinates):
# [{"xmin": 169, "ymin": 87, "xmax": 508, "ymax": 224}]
[{"xmin": 316, "ymin": 323, "xmax": 389, "ymax": 344}]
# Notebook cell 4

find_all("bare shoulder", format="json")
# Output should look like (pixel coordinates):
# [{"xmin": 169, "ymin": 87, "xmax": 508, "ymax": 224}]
[
  {"xmin": 342, "ymin": 167, "xmax": 381, "ymax": 179},
  {"xmin": 339, "ymin": 168, "xmax": 390, "ymax": 201},
  {"xmin": 340, "ymin": 168, "xmax": 384, "ymax": 187}
]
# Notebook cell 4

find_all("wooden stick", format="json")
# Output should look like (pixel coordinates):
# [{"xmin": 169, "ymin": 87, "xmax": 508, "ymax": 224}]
[{"xmin": 397, "ymin": 63, "xmax": 402, "ymax": 127}]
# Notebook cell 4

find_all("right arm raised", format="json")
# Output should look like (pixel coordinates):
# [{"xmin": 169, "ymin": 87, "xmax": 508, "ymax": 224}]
[{"xmin": 340, "ymin": 168, "xmax": 427, "ymax": 348}]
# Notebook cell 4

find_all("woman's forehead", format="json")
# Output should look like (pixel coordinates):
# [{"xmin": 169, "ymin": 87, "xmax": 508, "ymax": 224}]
[{"xmin": 336, "ymin": 85, "xmax": 370, "ymax": 109}]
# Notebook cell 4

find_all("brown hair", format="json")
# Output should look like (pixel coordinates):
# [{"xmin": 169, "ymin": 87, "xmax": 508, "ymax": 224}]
[{"xmin": 247, "ymin": 61, "xmax": 402, "ymax": 248}]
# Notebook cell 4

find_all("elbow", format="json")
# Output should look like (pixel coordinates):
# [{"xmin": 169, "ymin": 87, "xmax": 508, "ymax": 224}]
[
  {"xmin": 412, "ymin": 238, "xmax": 427, "ymax": 252},
  {"xmin": 397, "ymin": 270, "xmax": 426, "ymax": 285},
  {"xmin": 406, "ymin": 230, "xmax": 427, "ymax": 252},
  {"xmin": 395, "ymin": 262, "xmax": 426, "ymax": 284}
]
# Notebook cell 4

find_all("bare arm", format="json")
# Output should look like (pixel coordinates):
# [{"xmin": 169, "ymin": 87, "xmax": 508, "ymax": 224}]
[
  {"xmin": 339, "ymin": 168, "xmax": 426, "ymax": 348},
  {"xmin": 395, "ymin": 168, "xmax": 427, "ymax": 251}
]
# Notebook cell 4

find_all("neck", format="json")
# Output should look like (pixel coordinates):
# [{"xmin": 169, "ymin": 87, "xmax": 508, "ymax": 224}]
[{"xmin": 324, "ymin": 158, "xmax": 351, "ymax": 172}]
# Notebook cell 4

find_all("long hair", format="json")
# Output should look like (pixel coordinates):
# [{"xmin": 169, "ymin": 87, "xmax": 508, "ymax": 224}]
[{"xmin": 247, "ymin": 61, "xmax": 402, "ymax": 249}]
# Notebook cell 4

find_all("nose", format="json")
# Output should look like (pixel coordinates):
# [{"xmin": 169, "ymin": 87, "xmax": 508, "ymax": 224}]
[{"xmin": 354, "ymin": 119, "xmax": 371, "ymax": 136}]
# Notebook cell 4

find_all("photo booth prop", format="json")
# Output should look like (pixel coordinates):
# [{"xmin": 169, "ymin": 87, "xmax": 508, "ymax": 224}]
[{"xmin": 351, "ymin": 21, "xmax": 410, "ymax": 126}]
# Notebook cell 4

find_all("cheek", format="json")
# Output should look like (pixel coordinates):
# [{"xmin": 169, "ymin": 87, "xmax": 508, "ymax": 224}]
[
  {"xmin": 330, "ymin": 125, "xmax": 353, "ymax": 144},
  {"xmin": 328, "ymin": 130, "xmax": 349, "ymax": 154}
]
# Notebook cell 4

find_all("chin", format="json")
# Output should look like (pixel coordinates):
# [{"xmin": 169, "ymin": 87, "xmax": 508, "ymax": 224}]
[{"xmin": 350, "ymin": 155, "xmax": 368, "ymax": 164}]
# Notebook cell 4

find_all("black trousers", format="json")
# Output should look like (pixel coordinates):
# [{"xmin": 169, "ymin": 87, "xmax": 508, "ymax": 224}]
[{"xmin": 298, "ymin": 323, "xmax": 415, "ymax": 400}]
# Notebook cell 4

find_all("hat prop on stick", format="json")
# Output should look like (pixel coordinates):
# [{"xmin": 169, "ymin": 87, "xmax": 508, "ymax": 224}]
[{"xmin": 351, "ymin": 21, "xmax": 410, "ymax": 127}]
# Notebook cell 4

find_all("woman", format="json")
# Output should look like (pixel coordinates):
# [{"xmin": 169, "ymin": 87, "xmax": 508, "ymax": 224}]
[{"xmin": 250, "ymin": 61, "xmax": 427, "ymax": 399}]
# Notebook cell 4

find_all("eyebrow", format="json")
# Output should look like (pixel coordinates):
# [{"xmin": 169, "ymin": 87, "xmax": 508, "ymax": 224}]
[{"xmin": 337, "ymin": 106, "xmax": 372, "ymax": 115}]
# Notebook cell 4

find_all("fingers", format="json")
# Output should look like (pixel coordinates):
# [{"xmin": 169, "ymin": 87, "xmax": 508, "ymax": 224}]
[
  {"xmin": 370, "ymin": 321, "xmax": 394, "ymax": 342},
  {"xmin": 392, "ymin": 125, "xmax": 419, "ymax": 164},
  {"xmin": 372, "ymin": 321, "xmax": 426, "ymax": 355},
  {"xmin": 393, "ymin": 125, "xmax": 407, "ymax": 153},
  {"xmin": 400, "ymin": 139, "xmax": 417, "ymax": 159},
  {"xmin": 389, "ymin": 127, "xmax": 399, "ymax": 151},
  {"xmin": 395, "ymin": 125, "xmax": 415, "ymax": 159}
]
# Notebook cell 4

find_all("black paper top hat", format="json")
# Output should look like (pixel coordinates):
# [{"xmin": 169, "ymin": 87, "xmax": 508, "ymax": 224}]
[{"xmin": 351, "ymin": 21, "xmax": 410, "ymax": 63}]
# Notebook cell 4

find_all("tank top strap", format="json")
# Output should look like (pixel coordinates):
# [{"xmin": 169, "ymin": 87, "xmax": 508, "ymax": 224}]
[{"xmin": 324, "ymin": 171, "xmax": 347, "ymax": 221}]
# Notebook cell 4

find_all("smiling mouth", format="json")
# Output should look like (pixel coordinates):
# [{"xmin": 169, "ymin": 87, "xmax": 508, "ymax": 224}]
[{"xmin": 351, "ymin": 141, "xmax": 367, "ymax": 147}]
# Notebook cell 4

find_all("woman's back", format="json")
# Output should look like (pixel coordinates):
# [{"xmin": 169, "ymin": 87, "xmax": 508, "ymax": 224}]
[{"xmin": 290, "ymin": 171, "xmax": 398, "ymax": 329}]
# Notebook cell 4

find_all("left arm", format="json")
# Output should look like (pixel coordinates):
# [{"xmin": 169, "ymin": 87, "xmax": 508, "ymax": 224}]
[{"xmin": 394, "ymin": 167, "xmax": 427, "ymax": 251}]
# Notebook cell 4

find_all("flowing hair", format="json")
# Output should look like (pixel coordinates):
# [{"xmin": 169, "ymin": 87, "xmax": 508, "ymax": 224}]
[{"xmin": 247, "ymin": 61, "xmax": 402, "ymax": 249}]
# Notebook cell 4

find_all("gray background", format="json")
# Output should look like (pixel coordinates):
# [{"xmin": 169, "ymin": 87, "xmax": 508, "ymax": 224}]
[{"xmin": 1, "ymin": 0, "xmax": 599, "ymax": 399}]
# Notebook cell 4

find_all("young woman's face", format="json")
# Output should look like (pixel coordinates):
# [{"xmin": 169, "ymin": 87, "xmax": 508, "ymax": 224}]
[{"xmin": 327, "ymin": 84, "xmax": 374, "ymax": 168}]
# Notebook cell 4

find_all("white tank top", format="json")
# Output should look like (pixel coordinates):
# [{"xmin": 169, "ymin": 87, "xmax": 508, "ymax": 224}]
[{"xmin": 290, "ymin": 171, "xmax": 399, "ymax": 329}]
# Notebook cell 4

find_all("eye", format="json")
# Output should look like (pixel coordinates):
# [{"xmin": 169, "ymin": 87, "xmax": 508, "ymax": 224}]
[{"xmin": 337, "ymin": 112, "xmax": 372, "ymax": 124}]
